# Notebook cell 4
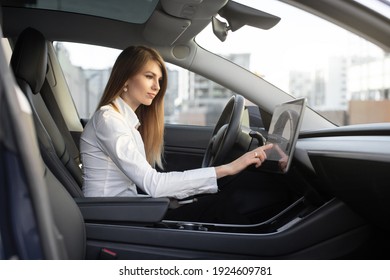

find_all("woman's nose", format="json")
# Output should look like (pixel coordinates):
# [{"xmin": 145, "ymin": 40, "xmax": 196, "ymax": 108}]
[{"xmin": 153, "ymin": 79, "xmax": 160, "ymax": 91}]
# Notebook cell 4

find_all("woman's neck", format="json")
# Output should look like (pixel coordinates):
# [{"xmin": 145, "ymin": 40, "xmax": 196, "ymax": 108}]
[{"xmin": 119, "ymin": 94, "xmax": 139, "ymax": 112}]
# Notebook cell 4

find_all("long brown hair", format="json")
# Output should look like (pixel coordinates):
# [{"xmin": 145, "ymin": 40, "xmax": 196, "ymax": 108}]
[{"xmin": 97, "ymin": 45, "xmax": 167, "ymax": 168}]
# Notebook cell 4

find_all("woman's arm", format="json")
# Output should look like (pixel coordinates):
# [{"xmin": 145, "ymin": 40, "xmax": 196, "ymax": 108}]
[{"xmin": 215, "ymin": 144, "xmax": 273, "ymax": 179}]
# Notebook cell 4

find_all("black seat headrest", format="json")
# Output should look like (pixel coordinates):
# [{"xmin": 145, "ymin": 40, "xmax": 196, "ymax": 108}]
[{"xmin": 10, "ymin": 27, "xmax": 47, "ymax": 94}]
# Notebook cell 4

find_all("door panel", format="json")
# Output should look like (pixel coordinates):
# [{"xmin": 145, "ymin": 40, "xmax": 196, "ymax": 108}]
[{"xmin": 163, "ymin": 124, "xmax": 213, "ymax": 171}]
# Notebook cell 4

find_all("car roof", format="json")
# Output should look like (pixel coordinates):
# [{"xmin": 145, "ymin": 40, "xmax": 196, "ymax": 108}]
[
  {"xmin": 2, "ymin": 0, "xmax": 389, "ymax": 52},
  {"xmin": 1, "ymin": 0, "xmax": 227, "ymax": 50}
]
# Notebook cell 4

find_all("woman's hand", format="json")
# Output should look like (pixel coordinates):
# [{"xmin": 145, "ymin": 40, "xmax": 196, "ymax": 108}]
[{"xmin": 215, "ymin": 144, "xmax": 273, "ymax": 179}]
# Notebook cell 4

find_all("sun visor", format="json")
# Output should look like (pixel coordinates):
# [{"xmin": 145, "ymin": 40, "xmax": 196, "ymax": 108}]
[
  {"xmin": 143, "ymin": 10, "xmax": 191, "ymax": 46},
  {"xmin": 161, "ymin": 0, "xmax": 228, "ymax": 20}
]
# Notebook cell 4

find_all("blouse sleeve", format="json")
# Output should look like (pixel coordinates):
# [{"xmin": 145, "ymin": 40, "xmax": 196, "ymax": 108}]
[{"xmin": 94, "ymin": 110, "xmax": 218, "ymax": 199}]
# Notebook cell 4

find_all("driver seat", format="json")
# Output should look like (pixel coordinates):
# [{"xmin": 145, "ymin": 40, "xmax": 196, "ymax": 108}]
[
  {"xmin": 10, "ymin": 27, "xmax": 84, "ymax": 198},
  {"xmin": 0, "ymin": 24, "xmax": 85, "ymax": 259}
]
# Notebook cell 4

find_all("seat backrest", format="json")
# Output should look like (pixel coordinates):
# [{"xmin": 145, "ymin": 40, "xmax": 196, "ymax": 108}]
[
  {"xmin": 0, "ymin": 24, "xmax": 85, "ymax": 259},
  {"xmin": 44, "ymin": 164, "xmax": 86, "ymax": 259},
  {"xmin": 10, "ymin": 27, "xmax": 84, "ymax": 198}
]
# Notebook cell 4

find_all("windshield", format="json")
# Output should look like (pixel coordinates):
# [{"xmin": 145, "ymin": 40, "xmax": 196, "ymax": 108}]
[{"xmin": 196, "ymin": 0, "xmax": 389, "ymax": 126}]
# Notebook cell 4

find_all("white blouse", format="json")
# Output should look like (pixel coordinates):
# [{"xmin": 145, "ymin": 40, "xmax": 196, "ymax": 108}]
[{"xmin": 80, "ymin": 97, "xmax": 218, "ymax": 199}]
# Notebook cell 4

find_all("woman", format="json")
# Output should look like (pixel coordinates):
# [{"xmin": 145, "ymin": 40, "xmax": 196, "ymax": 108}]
[{"xmin": 80, "ymin": 46, "xmax": 272, "ymax": 222}]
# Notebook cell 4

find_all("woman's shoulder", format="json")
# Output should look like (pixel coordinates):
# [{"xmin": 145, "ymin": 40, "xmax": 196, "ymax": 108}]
[
  {"xmin": 97, "ymin": 104, "xmax": 123, "ymax": 118},
  {"xmin": 91, "ymin": 104, "xmax": 125, "ymax": 126}
]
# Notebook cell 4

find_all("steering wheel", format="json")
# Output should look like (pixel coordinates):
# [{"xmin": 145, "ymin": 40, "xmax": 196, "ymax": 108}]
[{"xmin": 202, "ymin": 94, "xmax": 245, "ymax": 167}]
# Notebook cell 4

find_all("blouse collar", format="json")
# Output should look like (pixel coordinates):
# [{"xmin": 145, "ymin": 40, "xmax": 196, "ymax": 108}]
[{"xmin": 113, "ymin": 97, "xmax": 141, "ymax": 129}]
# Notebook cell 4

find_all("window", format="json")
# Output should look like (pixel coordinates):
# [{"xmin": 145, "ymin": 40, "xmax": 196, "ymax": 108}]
[
  {"xmin": 164, "ymin": 64, "xmax": 234, "ymax": 126},
  {"xmin": 54, "ymin": 42, "xmax": 119, "ymax": 119},
  {"xmin": 55, "ymin": 42, "xmax": 235, "ymax": 126}
]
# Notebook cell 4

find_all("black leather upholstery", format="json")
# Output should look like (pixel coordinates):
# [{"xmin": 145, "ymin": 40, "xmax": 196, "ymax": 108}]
[
  {"xmin": 10, "ymin": 27, "xmax": 47, "ymax": 94},
  {"xmin": 45, "ymin": 167, "xmax": 86, "ymax": 259},
  {"xmin": 10, "ymin": 27, "xmax": 83, "ymax": 197},
  {"xmin": 1, "ymin": 24, "xmax": 85, "ymax": 258}
]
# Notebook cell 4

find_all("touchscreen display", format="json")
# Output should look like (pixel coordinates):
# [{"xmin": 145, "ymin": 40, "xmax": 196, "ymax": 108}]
[{"xmin": 261, "ymin": 98, "xmax": 306, "ymax": 173}]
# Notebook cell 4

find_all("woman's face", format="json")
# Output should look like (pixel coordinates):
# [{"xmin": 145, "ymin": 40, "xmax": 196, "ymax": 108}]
[{"xmin": 122, "ymin": 60, "xmax": 162, "ymax": 111}]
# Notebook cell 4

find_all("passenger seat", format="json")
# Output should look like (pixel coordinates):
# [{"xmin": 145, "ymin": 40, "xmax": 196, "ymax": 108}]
[{"xmin": 10, "ymin": 27, "xmax": 83, "ymax": 197}]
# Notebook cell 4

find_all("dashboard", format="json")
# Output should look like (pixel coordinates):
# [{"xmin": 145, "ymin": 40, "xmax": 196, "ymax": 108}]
[{"xmin": 295, "ymin": 124, "xmax": 390, "ymax": 231}]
